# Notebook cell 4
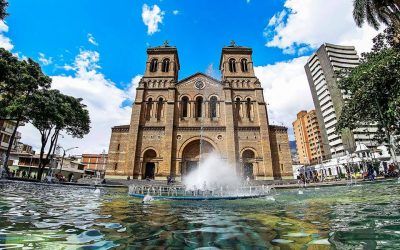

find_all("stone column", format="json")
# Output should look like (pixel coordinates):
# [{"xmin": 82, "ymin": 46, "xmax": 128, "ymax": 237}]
[
  {"xmin": 162, "ymin": 84, "xmax": 176, "ymax": 177},
  {"xmin": 126, "ymin": 85, "xmax": 145, "ymax": 179},
  {"xmin": 223, "ymin": 84, "xmax": 238, "ymax": 169},
  {"xmin": 255, "ymin": 88, "xmax": 273, "ymax": 179}
]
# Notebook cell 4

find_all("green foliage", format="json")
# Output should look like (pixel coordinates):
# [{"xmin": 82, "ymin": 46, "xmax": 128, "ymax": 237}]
[
  {"xmin": 352, "ymin": 0, "xmax": 400, "ymax": 30},
  {"xmin": 30, "ymin": 89, "xmax": 91, "ymax": 139},
  {"xmin": 0, "ymin": 48, "xmax": 52, "ymax": 120},
  {"xmin": 63, "ymin": 95, "xmax": 91, "ymax": 138},
  {"xmin": 337, "ymin": 29, "xmax": 400, "ymax": 144},
  {"xmin": 0, "ymin": 0, "xmax": 8, "ymax": 20}
]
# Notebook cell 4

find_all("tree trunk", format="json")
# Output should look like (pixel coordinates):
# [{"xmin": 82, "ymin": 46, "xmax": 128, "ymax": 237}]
[
  {"xmin": 46, "ymin": 132, "xmax": 59, "ymax": 176},
  {"xmin": 42, "ymin": 130, "xmax": 59, "ymax": 174},
  {"xmin": 2, "ymin": 118, "xmax": 21, "ymax": 176},
  {"xmin": 36, "ymin": 138, "xmax": 47, "ymax": 181},
  {"xmin": 37, "ymin": 167, "xmax": 44, "ymax": 181},
  {"xmin": 36, "ymin": 129, "xmax": 52, "ymax": 180}
]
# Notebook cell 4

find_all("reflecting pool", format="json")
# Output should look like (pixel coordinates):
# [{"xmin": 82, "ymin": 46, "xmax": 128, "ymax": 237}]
[{"xmin": 1, "ymin": 180, "xmax": 400, "ymax": 249}]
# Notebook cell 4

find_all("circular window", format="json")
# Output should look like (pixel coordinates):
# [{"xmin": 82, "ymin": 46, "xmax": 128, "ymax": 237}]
[
  {"xmin": 217, "ymin": 135, "xmax": 223, "ymax": 140},
  {"xmin": 195, "ymin": 80, "xmax": 205, "ymax": 90}
]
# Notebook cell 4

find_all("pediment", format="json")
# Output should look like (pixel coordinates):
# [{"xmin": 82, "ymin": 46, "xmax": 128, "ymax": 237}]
[{"xmin": 176, "ymin": 73, "xmax": 222, "ymax": 90}]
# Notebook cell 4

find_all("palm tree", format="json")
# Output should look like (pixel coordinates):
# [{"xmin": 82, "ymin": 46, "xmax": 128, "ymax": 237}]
[
  {"xmin": 0, "ymin": 0, "xmax": 7, "ymax": 20},
  {"xmin": 353, "ymin": 0, "xmax": 400, "ymax": 29}
]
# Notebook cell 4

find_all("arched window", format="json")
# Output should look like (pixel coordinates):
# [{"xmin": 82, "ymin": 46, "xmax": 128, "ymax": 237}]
[
  {"xmin": 209, "ymin": 96, "xmax": 218, "ymax": 118},
  {"xmin": 196, "ymin": 96, "xmax": 203, "ymax": 118},
  {"xmin": 241, "ymin": 58, "xmax": 248, "ymax": 72},
  {"xmin": 235, "ymin": 97, "xmax": 241, "ymax": 118},
  {"xmin": 181, "ymin": 96, "xmax": 189, "ymax": 118},
  {"xmin": 146, "ymin": 98, "xmax": 153, "ymax": 120},
  {"xmin": 150, "ymin": 59, "xmax": 158, "ymax": 72},
  {"xmin": 162, "ymin": 58, "xmax": 170, "ymax": 72},
  {"xmin": 156, "ymin": 98, "xmax": 163, "ymax": 120},
  {"xmin": 229, "ymin": 59, "xmax": 236, "ymax": 73},
  {"xmin": 246, "ymin": 98, "xmax": 252, "ymax": 119}
]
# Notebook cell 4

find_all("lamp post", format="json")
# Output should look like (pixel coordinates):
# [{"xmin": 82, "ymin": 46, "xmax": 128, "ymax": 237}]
[
  {"xmin": 58, "ymin": 146, "xmax": 79, "ymax": 174},
  {"xmin": 101, "ymin": 149, "xmax": 106, "ymax": 179}
]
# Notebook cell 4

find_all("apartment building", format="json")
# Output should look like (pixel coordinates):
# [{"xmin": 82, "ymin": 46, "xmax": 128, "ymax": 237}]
[
  {"xmin": 304, "ymin": 43, "xmax": 377, "ymax": 158},
  {"xmin": 293, "ymin": 110, "xmax": 326, "ymax": 164}
]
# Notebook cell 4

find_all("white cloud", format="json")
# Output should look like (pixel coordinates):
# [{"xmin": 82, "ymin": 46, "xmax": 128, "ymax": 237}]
[
  {"xmin": 172, "ymin": 10, "xmax": 179, "ymax": 15},
  {"xmin": 142, "ymin": 4, "xmax": 164, "ymax": 35},
  {"xmin": 0, "ymin": 20, "xmax": 13, "ymax": 50},
  {"xmin": 254, "ymin": 56, "xmax": 314, "ymax": 140},
  {"xmin": 127, "ymin": 75, "xmax": 142, "ymax": 101},
  {"xmin": 19, "ymin": 49, "xmax": 141, "ymax": 155},
  {"xmin": 87, "ymin": 33, "xmax": 98, "ymax": 46},
  {"xmin": 268, "ymin": 10, "xmax": 286, "ymax": 27},
  {"xmin": 264, "ymin": 0, "xmax": 380, "ymax": 54},
  {"xmin": 38, "ymin": 52, "xmax": 53, "ymax": 66}
]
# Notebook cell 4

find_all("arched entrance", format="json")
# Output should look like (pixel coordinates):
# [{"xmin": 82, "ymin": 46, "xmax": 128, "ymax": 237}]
[
  {"xmin": 142, "ymin": 149, "xmax": 157, "ymax": 179},
  {"xmin": 181, "ymin": 139, "xmax": 215, "ymax": 177},
  {"xmin": 242, "ymin": 149, "xmax": 255, "ymax": 180}
]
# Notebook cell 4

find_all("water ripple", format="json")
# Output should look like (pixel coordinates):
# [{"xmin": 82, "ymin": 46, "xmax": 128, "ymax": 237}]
[{"xmin": 1, "ymin": 180, "xmax": 400, "ymax": 248}]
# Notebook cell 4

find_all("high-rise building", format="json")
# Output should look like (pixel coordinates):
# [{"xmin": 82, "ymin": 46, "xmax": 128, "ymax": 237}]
[
  {"xmin": 293, "ymin": 110, "xmax": 326, "ymax": 165},
  {"xmin": 305, "ymin": 43, "xmax": 377, "ymax": 158}
]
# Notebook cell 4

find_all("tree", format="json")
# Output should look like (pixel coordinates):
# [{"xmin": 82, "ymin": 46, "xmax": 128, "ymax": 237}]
[
  {"xmin": 353, "ymin": 0, "xmax": 400, "ymax": 43},
  {"xmin": 29, "ymin": 89, "xmax": 90, "ymax": 180},
  {"xmin": 0, "ymin": 48, "xmax": 51, "ymax": 174},
  {"xmin": 0, "ymin": 0, "xmax": 8, "ymax": 20},
  {"xmin": 337, "ymin": 28, "xmax": 400, "ymax": 159},
  {"xmin": 353, "ymin": 0, "xmax": 400, "ymax": 29}
]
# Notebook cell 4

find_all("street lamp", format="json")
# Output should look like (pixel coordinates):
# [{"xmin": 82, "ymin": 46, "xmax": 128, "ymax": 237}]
[{"xmin": 58, "ymin": 146, "xmax": 79, "ymax": 174}]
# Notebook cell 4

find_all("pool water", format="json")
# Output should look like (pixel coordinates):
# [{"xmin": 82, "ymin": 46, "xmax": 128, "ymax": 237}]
[{"xmin": 1, "ymin": 180, "xmax": 400, "ymax": 249}]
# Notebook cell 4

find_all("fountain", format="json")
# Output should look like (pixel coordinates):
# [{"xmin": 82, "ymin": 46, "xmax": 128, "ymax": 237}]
[{"xmin": 128, "ymin": 152, "xmax": 274, "ymax": 201}]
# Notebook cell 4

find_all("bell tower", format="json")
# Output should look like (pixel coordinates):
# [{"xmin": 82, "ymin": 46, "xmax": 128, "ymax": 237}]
[
  {"xmin": 144, "ymin": 41, "xmax": 180, "ymax": 81},
  {"xmin": 219, "ymin": 41, "xmax": 255, "ymax": 79},
  {"xmin": 219, "ymin": 41, "xmax": 274, "ymax": 179},
  {"xmin": 127, "ymin": 41, "xmax": 180, "ymax": 179}
]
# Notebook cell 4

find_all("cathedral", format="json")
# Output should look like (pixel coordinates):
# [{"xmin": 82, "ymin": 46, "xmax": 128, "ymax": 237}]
[{"xmin": 107, "ymin": 42, "xmax": 292, "ymax": 180}]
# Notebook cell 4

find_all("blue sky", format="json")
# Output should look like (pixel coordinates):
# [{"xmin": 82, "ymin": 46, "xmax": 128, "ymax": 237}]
[
  {"xmin": 7, "ymin": 0, "xmax": 292, "ymax": 84},
  {"xmin": 1, "ymin": 0, "xmax": 379, "ymax": 153}
]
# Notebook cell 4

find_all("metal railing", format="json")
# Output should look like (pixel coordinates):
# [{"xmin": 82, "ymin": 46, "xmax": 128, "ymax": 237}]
[{"xmin": 128, "ymin": 184, "xmax": 275, "ymax": 198}]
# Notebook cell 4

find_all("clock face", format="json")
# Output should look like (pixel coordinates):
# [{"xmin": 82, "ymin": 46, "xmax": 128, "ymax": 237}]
[{"xmin": 195, "ymin": 80, "xmax": 205, "ymax": 90}]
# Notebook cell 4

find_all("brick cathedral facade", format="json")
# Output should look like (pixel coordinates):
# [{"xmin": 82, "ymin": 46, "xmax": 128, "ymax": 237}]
[{"xmin": 107, "ymin": 42, "xmax": 292, "ymax": 180}]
